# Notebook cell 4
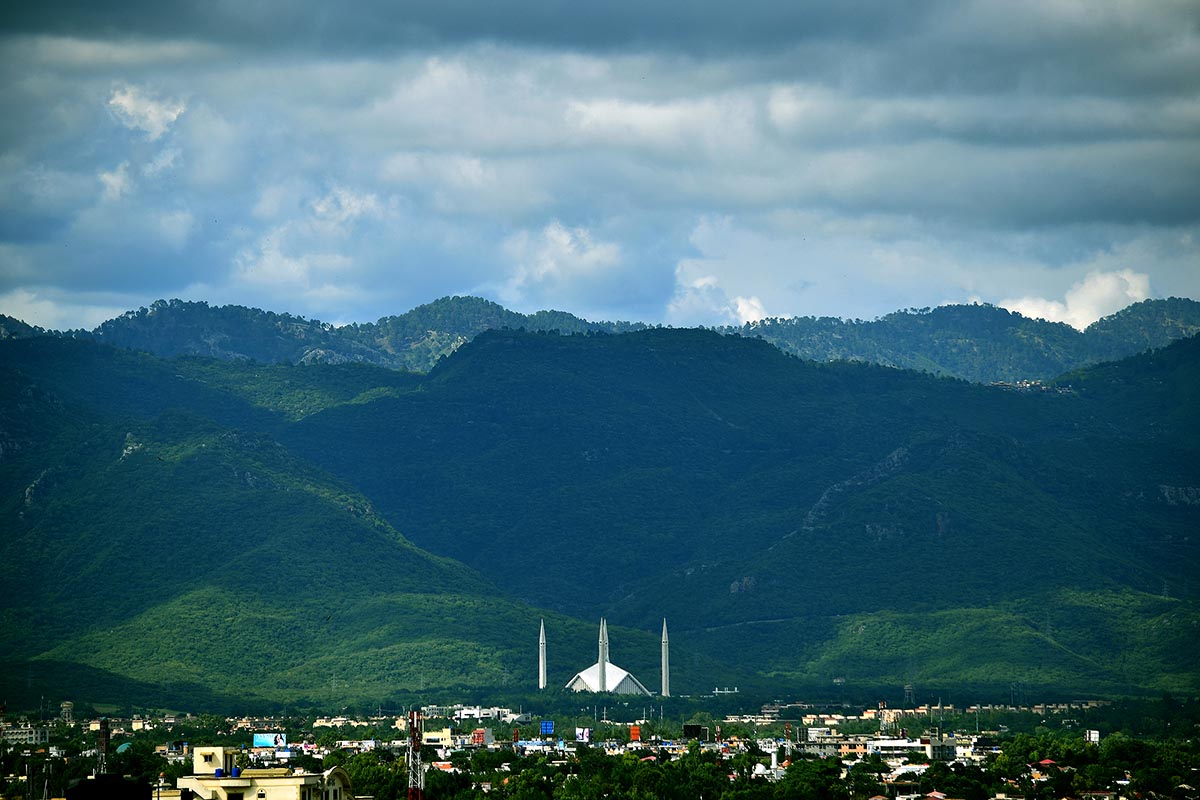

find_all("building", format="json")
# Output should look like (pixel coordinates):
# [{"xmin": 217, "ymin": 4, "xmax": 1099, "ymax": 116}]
[
  {"xmin": 564, "ymin": 619, "xmax": 652, "ymax": 696},
  {"xmin": 0, "ymin": 723, "xmax": 51, "ymax": 745},
  {"xmin": 453, "ymin": 705, "xmax": 522, "ymax": 723},
  {"xmin": 176, "ymin": 746, "xmax": 353, "ymax": 800},
  {"xmin": 422, "ymin": 727, "xmax": 455, "ymax": 748}
]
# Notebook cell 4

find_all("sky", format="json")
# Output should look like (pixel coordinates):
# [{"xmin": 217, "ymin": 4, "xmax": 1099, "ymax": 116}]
[{"xmin": 1, "ymin": 1, "xmax": 1198, "ymax": 331}]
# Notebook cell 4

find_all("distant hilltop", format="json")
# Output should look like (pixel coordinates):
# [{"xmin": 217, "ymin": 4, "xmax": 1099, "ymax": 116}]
[{"xmin": 2, "ymin": 295, "xmax": 1197, "ymax": 382}]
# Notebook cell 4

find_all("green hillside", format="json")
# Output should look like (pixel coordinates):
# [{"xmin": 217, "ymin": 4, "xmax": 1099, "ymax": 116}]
[
  {"xmin": 731, "ymin": 298, "xmax": 1200, "ymax": 382},
  {"xmin": 0, "ymin": 337, "xmax": 731, "ymax": 710},
  {"xmin": 1, "ymin": 328, "xmax": 1197, "ymax": 709},
  {"xmin": 86, "ymin": 296, "xmax": 646, "ymax": 372},
  {"xmin": 283, "ymin": 329, "xmax": 1200, "ymax": 695}
]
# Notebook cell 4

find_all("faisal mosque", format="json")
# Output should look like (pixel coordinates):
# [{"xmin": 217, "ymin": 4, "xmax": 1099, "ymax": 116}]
[{"xmin": 539, "ymin": 618, "xmax": 670, "ymax": 696}]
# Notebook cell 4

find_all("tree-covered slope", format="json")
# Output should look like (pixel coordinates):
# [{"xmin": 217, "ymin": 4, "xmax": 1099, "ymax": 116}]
[
  {"xmin": 0, "ymin": 336, "xmax": 738, "ymax": 708},
  {"xmin": 284, "ymin": 329, "xmax": 1200, "ymax": 694},
  {"xmin": 0, "ymin": 341, "xmax": 527, "ymax": 707},
  {"xmin": 341, "ymin": 295, "xmax": 646, "ymax": 371},
  {"xmin": 729, "ymin": 298, "xmax": 1200, "ymax": 382},
  {"xmin": 85, "ymin": 296, "xmax": 645, "ymax": 372},
  {"xmin": 15, "ymin": 295, "xmax": 1200, "ymax": 380},
  {"xmin": 0, "ymin": 313, "xmax": 44, "ymax": 340},
  {"xmin": 2, "ymin": 329, "xmax": 1197, "ymax": 706},
  {"xmin": 1085, "ymin": 296, "xmax": 1200, "ymax": 362}
]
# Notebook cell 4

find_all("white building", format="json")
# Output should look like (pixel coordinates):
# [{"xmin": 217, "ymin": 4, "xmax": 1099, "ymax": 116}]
[
  {"xmin": 0, "ymin": 723, "xmax": 50, "ymax": 745},
  {"xmin": 564, "ymin": 619, "xmax": 652, "ymax": 696},
  {"xmin": 177, "ymin": 746, "xmax": 353, "ymax": 800}
]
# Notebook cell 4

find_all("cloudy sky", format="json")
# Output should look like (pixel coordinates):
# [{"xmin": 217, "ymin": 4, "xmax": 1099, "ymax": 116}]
[{"xmin": 2, "ymin": 1, "xmax": 1198, "ymax": 331}]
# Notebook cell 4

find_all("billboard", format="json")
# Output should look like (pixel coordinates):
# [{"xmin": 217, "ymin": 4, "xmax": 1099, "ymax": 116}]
[
  {"xmin": 629, "ymin": 725, "xmax": 641, "ymax": 742},
  {"xmin": 253, "ymin": 733, "xmax": 287, "ymax": 748},
  {"xmin": 539, "ymin": 720, "xmax": 555, "ymax": 736},
  {"xmin": 575, "ymin": 727, "xmax": 592, "ymax": 743}
]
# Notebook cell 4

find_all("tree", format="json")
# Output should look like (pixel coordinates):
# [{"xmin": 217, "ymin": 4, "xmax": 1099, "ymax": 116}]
[{"xmin": 775, "ymin": 756, "xmax": 848, "ymax": 800}]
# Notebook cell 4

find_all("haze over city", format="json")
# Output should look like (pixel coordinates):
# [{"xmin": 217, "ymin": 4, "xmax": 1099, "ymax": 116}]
[{"xmin": 1, "ymin": 1, "xmax": 1198, "ymax": 332}]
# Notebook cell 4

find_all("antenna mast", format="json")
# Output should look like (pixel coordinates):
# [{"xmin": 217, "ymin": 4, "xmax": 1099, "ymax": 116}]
[{"xmin": 407, "ymin": 710, "xmax": 424, "ymax": 800}]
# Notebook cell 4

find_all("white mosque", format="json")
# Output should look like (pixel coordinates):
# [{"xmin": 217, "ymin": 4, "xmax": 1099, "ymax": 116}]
[{"xmin": 539, "ymin": 617, "xmax": 670, "ymax": 696}]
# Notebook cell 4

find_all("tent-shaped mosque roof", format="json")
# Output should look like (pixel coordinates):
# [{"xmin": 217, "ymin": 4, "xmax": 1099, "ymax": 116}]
[{"xmin": 565, "ymin": 660, "xmax": 651, "ymax": 695}]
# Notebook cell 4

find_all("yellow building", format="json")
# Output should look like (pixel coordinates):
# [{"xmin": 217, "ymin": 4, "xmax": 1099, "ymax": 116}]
[
  {"xmin": 177, "ymin": 746, "xmax": 353, "ymax": 800},
  {"xmin": 421, "ymin": 726, "xmax": 455, "ymax": 747}
]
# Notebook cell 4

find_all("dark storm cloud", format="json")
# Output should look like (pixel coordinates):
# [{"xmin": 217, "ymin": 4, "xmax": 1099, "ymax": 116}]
[
  {"xmin": 2, "ymin": 0, "xmax": 930, "ymax": 54},
  {"xmin": 8, "ymin": 0, "xmax": 1197, "ymax": 97},
  {"xmin": 1, "ymin": 1, "xmax": 1197, "ymax": 330}
]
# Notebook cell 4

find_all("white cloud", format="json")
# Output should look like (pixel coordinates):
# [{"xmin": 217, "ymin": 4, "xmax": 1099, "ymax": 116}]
[
  {"xmin": 108, "ymin": 85, "xmax": 187, "ymax": 141},
  {"xmin": 229, "ymin": 186, "xmax": 391, "ymax": 311},
  {"xmin": 2, "ymin": 16, "xmax": 1198, "ymax": 332},
  {"xmin": 19, "ymin": 35, "xmax": 220, "ymax": 68},
  {"xmin": 142, "ymin": 147, "xmax": 180, "ymax": 177},
  {"xmin": 1000, "ymin": 269, "xmax": 1152, "ymax": 330},
  {"xmin": 565, "ymin": 93, "xmax": 759, "ymax": 159},
  {"xmin": 157, "ymin": 210, "xmax": 195, "ymax": 250},
  {"xmin": 766, "ymin": 84, "xmax": 843, "ymax": 138},
  {"xmin": 380, "ymin": 151, "xmax": 551, "ymax": 218},
  {"xmin": 498, "ymin": 221, "xmax": 622, "ymax": 308},
  {"xmin": 667, "ymin": 272, "xmax": 727, "ymax": 326},
  {"xmin": 98, "ymin": 162, "xmax": 132, "ymax": 201},
  {"xmin": 666, "ymin": 258, "xmax": 768, "ymax": 327},
  {"xmin": 175, "ymin": 104, "xmax": 243, "ymax": 188},
  {"xmin": 252, "ymin": 180, "xmax": 311, "ymax": 221},
  {"xmin": 233, "ymin": 226, "xmax": 356, "ymax": 296},
  {"xmin": 734, "ymin": 295, "xmax": 768, "ymax": 323},
  {"xmin": 0, "ymin": 288, "xmax": 129, "ymax": 331},
  {"xmin": 666, "ymin": 213, "xmax": 1062, "ymax": 326},
  {"xmin": 310, "ymin": 187, "xmax": 384, "ymax": 235},
  {"xmin": 235, "ymin": 232, "xmax": 311, "ymax": 287}
]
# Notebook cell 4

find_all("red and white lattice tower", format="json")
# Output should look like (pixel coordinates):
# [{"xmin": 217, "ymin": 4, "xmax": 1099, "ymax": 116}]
[{"xmin": 407, "ymin": 710, "xmax": 424, "ymax": 800}]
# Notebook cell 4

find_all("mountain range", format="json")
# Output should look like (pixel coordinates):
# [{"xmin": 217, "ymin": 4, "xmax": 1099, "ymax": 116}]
[
  {"xmin": 0, "ymin": 298, "xmax": 1197, "ymax": 711},
  {"xmin": 4, "ymin": 295, "xmax": 1198, "ymax": 382}
]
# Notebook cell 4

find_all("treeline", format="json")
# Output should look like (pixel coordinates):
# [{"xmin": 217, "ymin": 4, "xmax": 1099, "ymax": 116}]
[
  {"xmin": 726, "ymin": 297, "xmax": 1200, "ymax": 383},
  {"xmin": 6, "ymin": 295, "xmax": 1198, "ymax": 381},
  {"xmin": 418, "ymin": 732, "xmax": 1197, "ymax": 800}
]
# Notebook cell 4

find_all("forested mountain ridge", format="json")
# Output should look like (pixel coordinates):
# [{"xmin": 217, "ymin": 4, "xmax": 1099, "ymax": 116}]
[
  {"xmin": 83, "ymin": 296, "xmax": 645, "ymax": 372},
  {"xmin": 1, "ymin": 327, "xmax": 1197, "ymax": 709},
  {"xmin": 0, "ymin": 336, "xmax": 730, "ymax": 709},
  {"xmin": 283, "ymin": 329, "xmax": 1200, "ymax": 695},
  {"xmin": 726, "ymin": 297, "xmax": 1200, "ymax": 382},
  {"xmin": 6, "ymin": 296, "xmax": 1198, "ymax": 382},
  {"xmin": 0, "ymin": 313, "xmax": 43, "ymax": 340}
]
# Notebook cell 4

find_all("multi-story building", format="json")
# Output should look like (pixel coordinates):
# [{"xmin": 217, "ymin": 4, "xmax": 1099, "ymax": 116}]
[
  {"xmin": 0, "ymin": 723, "xmax": 51, "ymax": 745},
  {"xmin": 176, "ymin": 746, "xmax": 354, "ymax": 800}
]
